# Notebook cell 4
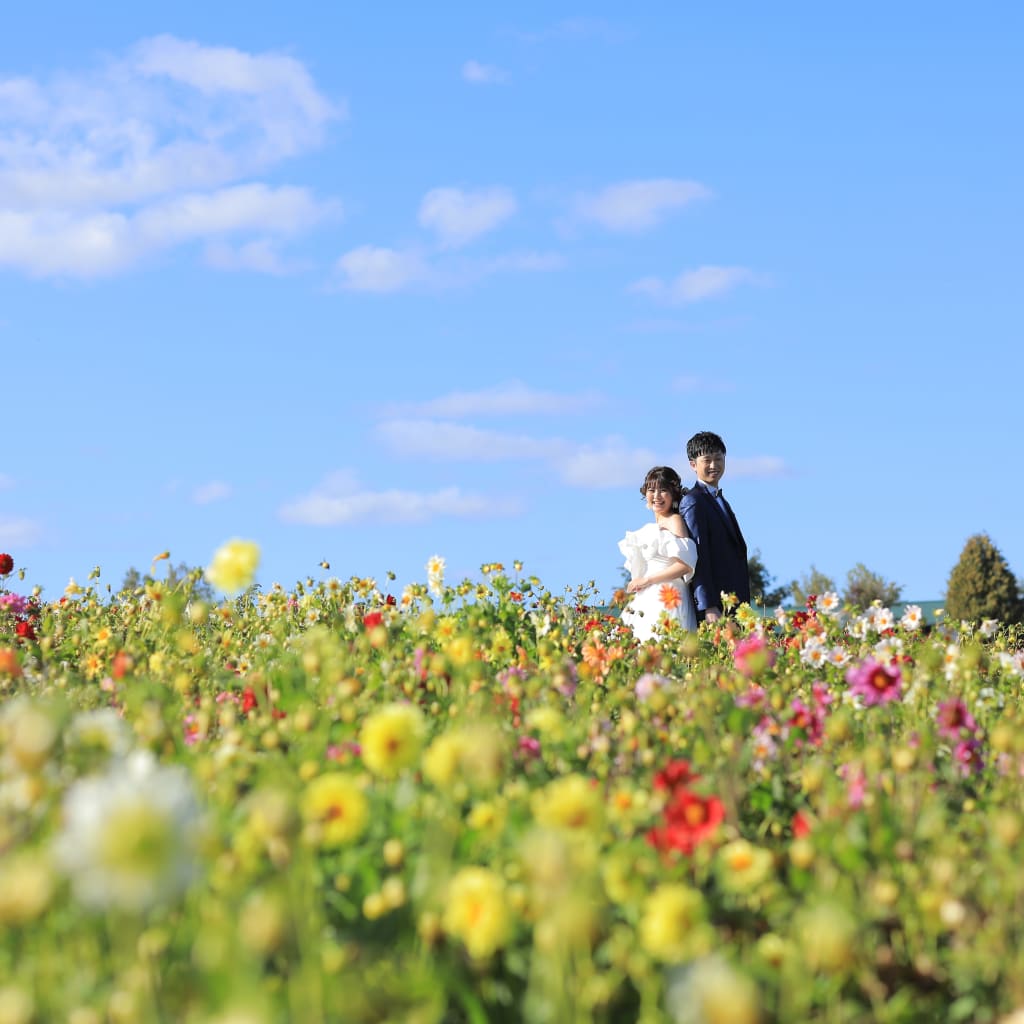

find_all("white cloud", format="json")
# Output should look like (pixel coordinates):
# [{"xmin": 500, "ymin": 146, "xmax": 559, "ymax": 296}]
[
  {"xmin": 555, "ymin": 438, "xmax": 658, "ymax": 488},
  {"xmin": 334, "ymin": 246, "xmax": 427, "ymax": 292},
  {"xmin": 204, "ymin": 239, "xmax": 292, "ymax": 275},
  {"xmin": 0, "ymin": 516, "xmax": 42, "ymax": 547},
  {"xmin": 375, "ymin": 420, "xmax": 567, "ymax": 461},
  {"xmin": 279, "ymin": 471, "xmax": 516, "ymax": 525},
  {"xmin": 0, "ymin": 36, "xmax": 340, "ymax": 277},
  {"xmin": 462, "ymin": 60, "xmax": 508, "ymax": 85},
  {"xmin": 376, "ymin": 418, "xmax": 660, "ymax": 490},
  {"xmin": 0, "ymin": 184, "xmax": 335, "ymax": 278},
  {"xmin": 332, "ymin": 244, "xmax": 560, "ymax": 294},
  {"xmin": 192, "ymin": 481, "xmax": 232, "ymax": 505},
  {"xmin": 630, "ymin": 265, "xmax": 757, "ymax": 304},
  {"xmin": 390, "ymin": 381, "xmax": 602, "ymax": 418},
  {"xmin": 418, "ymin": 186, "xmax": 517, "ymax": 248},
  {"xmin": 575, "ymin": 178, "xmax": 710, "ymax": 232},
  {"xmin": 727, "ymin": 456, "xmax": 791, "ymax": 478},
  {"xmin": 482, "ymin": 250, "xmax": 565, "ymax": 273}
]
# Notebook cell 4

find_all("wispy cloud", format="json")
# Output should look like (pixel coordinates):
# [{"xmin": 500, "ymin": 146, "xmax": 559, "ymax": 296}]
[
  {"xmin": 332, "ymin": 244, "xmax": 561, "ymax": 293},
  {"xmin": 376, "ymin": 418, "xmax": 664, "ymax": 489},
  {"xmin": 0, "ymin": 473, "xmax": 13, "ymax": 490},
  {"xmin": 630, "ymin": 265, "xmax": 759, "ymax": 304},
  {"xmin": 727, "ymin": 456, "xmax": 791, "ymax": 479},
  {"xmin": 418, "ymin": 186, "xmax": 517, "ymax": 249},
  {"xmin": 375, "ymin": 420, "xmax": 567, "ymax": 461},
  {"xmin": 387, "ymin": 381, "xmax": 602, "ymax": 418},
  {"xmin": 279, "ymin": 471, "xmax": 518, "ymax": 525},
  {"xmin": 574, "ymin": 178, "xmax": 711, "ymax": 232},
  {"xmin": 0, "ymin": 516, "xmax": 42, "ymax": 547},
  {"xmin": 556, "ymin": 438, "xmax": 658, "ymax": 488},
  {"xmin": 0, "ymin": 184, "xmax": 336, "ymax": 278},
  {"xmin": 462, "ymin": 60, "xmax": 508, "ymax": 85},
  {"xmin": 0, "ymin": 35, "xmax": 341, "ymax": 277},
  {"xmin": 192, "ymin": 481, "xmax": 232, "ymax": 505},
  {"xmin": 334, "ymin": 246, "xmax": 428, "ymax": 292}
]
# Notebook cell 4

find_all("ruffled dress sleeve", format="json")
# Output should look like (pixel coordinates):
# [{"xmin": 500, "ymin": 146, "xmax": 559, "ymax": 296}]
[
  {"xmin": 658, "ymin": 533, "xmax": 697, "ymax": 583},
  {"xmin": 618, "ymin": 529, "xmax": 646, "ymax": 581}
]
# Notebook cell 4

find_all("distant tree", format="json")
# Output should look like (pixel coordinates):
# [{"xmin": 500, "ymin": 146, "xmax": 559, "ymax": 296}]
[
  {"xmin": 945, "ymin": 533, "xmax": 1024, "ymax": 625},
  {"xmin": 119, "ymin": 561, "xmax": 215, "ymax": 603},
  {"xmin": 843, "ymin": 563, "xmax": 902, "ymax": 610},
  {"xmin": 790, "ymin": 566, "xmax": 838, "ymax": 609},
  {"xmin": 747, "ymin": 549, "xmax": 790, "ymax": 608}
]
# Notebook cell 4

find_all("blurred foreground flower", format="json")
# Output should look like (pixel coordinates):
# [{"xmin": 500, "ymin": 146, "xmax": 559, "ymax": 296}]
[
  {"xmin": 443, "ymin": 866, "xmax": 511, "ymax": 960},
  {"xmin": 845, "ymin": 658, "xmax": 902, "ymax": 706},
  {"xmin": 205, "ymin": 538, "xmax": 261, "ymax": 595},
  {"xmin": 665, "ymin": 955, "xmax": 762, "ymax": 1024},
  {"xmin": 301, "ymin": 773, "xmax": 369, "ymax": 846},
  {"xmin": 360, "ymin": 703, "xmax": 426, "ymax": 778},
  {"xmin": 54, "ymin": 750, "xmax": 204, "ymax": 912}
]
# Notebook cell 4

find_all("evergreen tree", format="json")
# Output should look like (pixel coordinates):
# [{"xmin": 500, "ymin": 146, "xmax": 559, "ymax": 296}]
[
  {"xmin": 945, "ymin": 533, "xmax": 1024, "ymax": 625},
  {"xmin": 843, "ymin": 563, "xmax": 902, "ymax": 609},
  {"xmin": 790, "ymin": 566, "xmax": 837, "ymax": 609},
  {"xmin": 747, "ymin": 549, "xmax": 790, "ymax": 608}
]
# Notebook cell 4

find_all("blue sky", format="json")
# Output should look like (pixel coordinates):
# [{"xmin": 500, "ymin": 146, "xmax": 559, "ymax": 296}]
[{"xmin": 2, "ymin": 3, "xmax": 1022, "ymax": 604}]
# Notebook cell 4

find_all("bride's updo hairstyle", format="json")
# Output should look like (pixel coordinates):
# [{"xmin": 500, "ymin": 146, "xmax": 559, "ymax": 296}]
[{"xmin": 640, "ymin": 466, "xmax": 683, "ymax": 510}]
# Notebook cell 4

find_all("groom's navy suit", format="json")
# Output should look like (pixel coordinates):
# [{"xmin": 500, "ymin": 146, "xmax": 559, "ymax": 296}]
[{"xmin": 680, "ymin": 482, "xmax": 750, "ymax": 618}]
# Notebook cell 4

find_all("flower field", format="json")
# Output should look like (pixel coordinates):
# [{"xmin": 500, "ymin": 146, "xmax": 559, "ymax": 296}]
[{"xmin": 2, "ymin": 548, "xmax": 1024, "ymax": 1024}]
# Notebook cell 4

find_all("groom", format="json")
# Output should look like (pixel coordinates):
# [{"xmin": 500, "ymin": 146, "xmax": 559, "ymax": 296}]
[{"xmin": 679, "ymin": 430, "xmax": 750, "ymax": 622}]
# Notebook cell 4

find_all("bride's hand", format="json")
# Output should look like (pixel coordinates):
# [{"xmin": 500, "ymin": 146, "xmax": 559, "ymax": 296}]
[{"xmin": 626, "ymin": 578, "xmax": 646, "ymax": 594}]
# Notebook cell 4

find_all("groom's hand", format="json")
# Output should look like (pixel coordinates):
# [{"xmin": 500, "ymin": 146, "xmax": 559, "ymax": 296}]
[{"xmin": 703, "ymin": 608, "xmax": 721, "ymax": 623}]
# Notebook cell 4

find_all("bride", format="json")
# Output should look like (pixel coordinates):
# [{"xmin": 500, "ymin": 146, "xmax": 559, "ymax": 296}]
[{"xmin": 618, "ymin": 466, "xmax": 698, "ymax": 640}]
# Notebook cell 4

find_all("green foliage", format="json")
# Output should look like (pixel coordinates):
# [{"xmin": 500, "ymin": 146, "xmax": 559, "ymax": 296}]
[
  {"xmin": 842, "ymin": 562, "xmax": 902, "ymax": 610},
  {"xmin": 789, "ymin": 565, "xmax": 837, "ymax": 608},
  {"xmin": 119, "ymin": 560, "xmax": 215, "ymax": 603},
  {"xmin": 945, "ymin": 533, "xmax": 1024, "ymax": 625},
  {"xmin": 747, "ymin": 549, "xmax": 789, "ymax": 608}
]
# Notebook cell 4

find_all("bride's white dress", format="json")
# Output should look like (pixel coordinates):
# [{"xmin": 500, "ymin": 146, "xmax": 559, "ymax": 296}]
[{"xmin": 618, "ymin": 522, "xmax": 698, "ymax": 640}]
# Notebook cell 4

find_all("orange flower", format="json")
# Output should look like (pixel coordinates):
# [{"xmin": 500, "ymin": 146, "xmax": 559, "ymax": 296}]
[
  {"xmin": 582, "ymin": 639, "xmax": 610, "ymax": 674},
  {"xmin": 659, "ymin": 585, "xmax": 682, "ymax": 611}
]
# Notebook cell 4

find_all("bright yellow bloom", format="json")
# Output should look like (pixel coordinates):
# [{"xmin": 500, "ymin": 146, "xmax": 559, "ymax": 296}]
[
  {"xmin": 301, "ymin": 774, "xmax": 369, "ymax": 847},
  {"xmin": 422, "ymin": 732, "xmax": 464, "ymax": 788},
  {"xmin": 715, "ymin": 839, "xmax": 775, "ymax": 893},
  {"xmin": 423, "ymin": 724, "xmax": 506, "ymax": 792},
  {"xmin": 0, "ymin": 852, "xmax": 55, "ymax": 925},
  {"xmin": 446, "ymin": 635, "xmax": 474, "ymax": 666},
  {"xmin": 359, "ymin": 703, "xmax": 425, "ymax": 778},
  {"xmin": 205, "ymin": 538, "xmax": 261, "ymax": 595},
  {"xmin": 639, "ymin": 883, "xmax": 707, "ymax": 962},
  {"xmin": 525, "ymin": 706, "xmax": 565, "ymax": 741},
  {"xmin": 443, "ymin": 866, "xmax": 511, "ymax": 960},
  {"xmin": 531, "ymin": 774, "xmax": 603, "ymax": 832}
]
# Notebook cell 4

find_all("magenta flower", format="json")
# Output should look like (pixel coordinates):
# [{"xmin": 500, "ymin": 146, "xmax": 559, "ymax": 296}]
[
  {"xmin": 0, "ymin": 593, "xmax": 28, "ymax": 616},
  {"xmin": 936, "ymin": 698, "xmax": 978, "ymax": 740},
  {"xmin": 845, "ymin": 658, "xmax": 902, "ymax": 706},
  {"xmin": 954, "ymin": 738, "xmax": 984, "ymax": 777},
  {"xmin": 733, "ymin": 634, "xmax": 776, "ymax": 678},
  {"xmin": 735, "ymin": 684, "xmax": 767, "ymax": 710}
]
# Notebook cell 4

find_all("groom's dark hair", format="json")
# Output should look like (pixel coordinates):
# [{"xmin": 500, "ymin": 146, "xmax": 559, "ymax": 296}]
[{"xmin": 686, "ymin": 431, "xmax": 727, "ymax": 461}]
